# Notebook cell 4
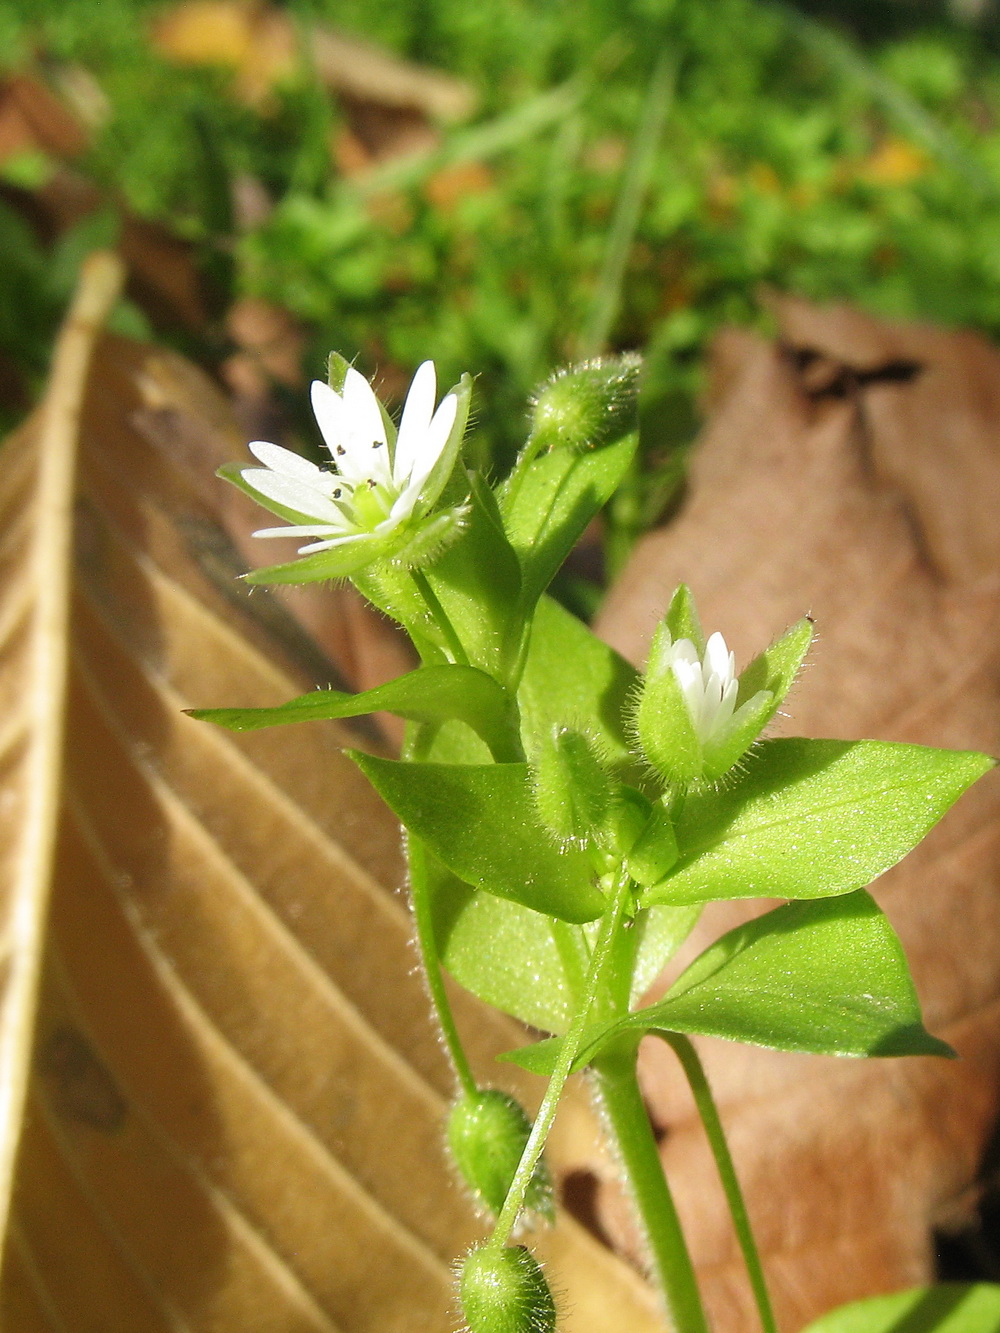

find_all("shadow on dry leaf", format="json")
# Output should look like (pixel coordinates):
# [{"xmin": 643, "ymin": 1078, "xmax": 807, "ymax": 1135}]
[
  {"xmin": 0, "ymin": 255, "xmax": 660, "ymax": 1332},
  {"xmin": 595, "ymin": 295, "xmax": 1000, "ymax": 1332}
]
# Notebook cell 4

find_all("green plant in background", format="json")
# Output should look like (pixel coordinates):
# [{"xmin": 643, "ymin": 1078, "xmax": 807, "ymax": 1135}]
[
  {"xmin": 9, "ymin": 0, "xmax": 1000, "ymax": 571},
  {"xmin": 195, "ymin": 354, "xmax": 996, "ymax": 1333}
]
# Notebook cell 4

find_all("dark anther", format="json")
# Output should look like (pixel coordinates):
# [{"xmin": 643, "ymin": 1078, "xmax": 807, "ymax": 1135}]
[
  {"xmin": 367, "ymin": 477, "xmax": 378, "ymax": 488},
  {"xmin": 333, "ymin": 488, "xmax": 342, "ymax": 499},
  {"xmin": 336, "ymin": 444, "xmax": 346, "ymax": 456}
]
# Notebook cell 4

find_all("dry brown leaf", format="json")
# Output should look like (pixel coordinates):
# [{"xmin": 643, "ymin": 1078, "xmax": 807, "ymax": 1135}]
[
  {"xmin": 595, "ymin": 296, "xmax": 1000, "ymax": 1331},
  {"xmin": 0, "ymin": 256, "xmax": 662, "ymax": 1332},
  {"xmin": 0, "ymin": 74, "xmax": 87, "ymax": 164}
]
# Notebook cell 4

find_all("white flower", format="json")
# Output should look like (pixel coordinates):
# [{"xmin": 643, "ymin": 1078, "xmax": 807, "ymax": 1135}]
[
  {"xmin": 664, "ymin": 631, "xmax": 740, "ymax": 745},
  {"xmin": 241, "ymin": 360, "xmax": 462, "ymax": 558}
]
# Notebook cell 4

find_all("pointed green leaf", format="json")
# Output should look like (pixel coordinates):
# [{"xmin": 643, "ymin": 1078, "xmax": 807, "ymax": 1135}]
[
  {"xmin": 645, "ymin": 738, "xmax": 994, "ymax": 906},
  {"xmin": 430, "ymin": 854, "xmax": 583, "ymax": 1033},
  {"xmin": 424, "ymin": 472, "xmax": 522, "ymax": 681},
  {"xmin": 505, "ymin": 892, "xmax": 951, "ymax": 1072},
  {"xmin": 640, "ymin": 892, "xmax": 953, "ymax": 1057},
  {"xmin": 501, "ymin": 434, "xmax": 638, "ymax": 614},
  {"xmin": 517, "ymin": 595, "xmax": 638, "ymax": 766},
  {"xmin": 189, "ymin": 664, "xmax": 521, "ymax": 761},
  {"xmin": 802, "ymin": 1284, "xmax": 1000, "ymax": 1333},
  {"xmin": 350, "ymin": 753, "xmax": 605, "ymax": 923}
]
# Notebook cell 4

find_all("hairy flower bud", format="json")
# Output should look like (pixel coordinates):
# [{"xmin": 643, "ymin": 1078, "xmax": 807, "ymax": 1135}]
[
  {"xmin": 635, "ymin": 585, "xmax": 813, "ymax": 786},
  {"xmin": 529, "ymin": 355, "xmax": 641, "ymax": 453},
  {"xmin": 448, "ymin": 1090, "xmax": 552, "ymax": 1218},
  {"xmin": 532, "ymin": 726, "xmax": 614, "ymax": 848},
  {"xmin": 460, "ymin": 1245, "xmax": 558, "ymax": 1333}
]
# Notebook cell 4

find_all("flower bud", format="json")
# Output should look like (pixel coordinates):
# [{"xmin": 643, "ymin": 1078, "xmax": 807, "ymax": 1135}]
[
  {"xmin": 532, "ymin": 727, "xmax": 614, "ymax": 848},
  {"xmin": 635, "ymin": 585, "xmax": 813, "ymax": 787},
  {"xmin": 529, "ymin": 355, "xmax": 641, "ymax": 453},
  {"xmin": 460, "ymin": 1245, "xmax": 558, "ymax": 1333},
  {"xmin": 448, "ymin": 1091, "xmax": 552, "ymax": 1218}
]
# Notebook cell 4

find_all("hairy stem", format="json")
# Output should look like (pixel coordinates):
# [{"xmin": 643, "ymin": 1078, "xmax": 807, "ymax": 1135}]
[
  {"xmin": 488, "ymin": 868, "xmax": 633, "ymax": 1248},
  {"xmin": 593, "ymin": 1047, "xmax": 709, "ymax": 1333}
]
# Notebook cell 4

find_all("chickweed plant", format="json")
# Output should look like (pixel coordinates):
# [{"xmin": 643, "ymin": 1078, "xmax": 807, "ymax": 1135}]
[{"xmin": 195, "ymin": 354, "xmax": 994, "ymax": 1333}]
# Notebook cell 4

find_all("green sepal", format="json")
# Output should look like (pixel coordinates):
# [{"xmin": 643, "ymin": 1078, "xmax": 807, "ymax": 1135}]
[
  {"xmin": 350, "ymin": 753, "xmax": 605, "ymax": 923},
  {"xmin": 736, "ymin": 615, "xmax": 813, "ymax": 710},
  {"xmin": 662, "ymin": 584, "xmax": 705, "ymax": 655},
  {"xmin": 634, "ymin": 623, "xmax": 703, "ymax": 783},
  {"xmin": 700, "ymin": 688, "xmax": 773, "ymax": 781},
  {"xmin": 644, "ymin": 738, "xmax": 994, "ymax": 907},
  {"xmin": 188, "ymin": 664, "xmax": 521, "ymax": 762},
  {"xmin": 801, "ymin": 1283, "xmax": 1000, "ymax": 1333}
]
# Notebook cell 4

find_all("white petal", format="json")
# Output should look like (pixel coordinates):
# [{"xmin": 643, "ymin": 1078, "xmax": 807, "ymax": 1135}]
[
  {"xmin": 394, "ymin": 361, "xmax": 437, "ymax": 481},
  {"xmin": 704, "ymin": 632, "xmax": 732, "ymax": 683},
  {"xmin": 343, "ymin": 366, "xmax": 388, "ymax": 452},
  {"xmin": 248, "ymin": 439, "xmax": 324, "ymax": 484},
  {"xmin": 713, "ymin": 677, "xmax": 739, "ymax": 731},
  {"xmin": 405, "ymin": 392, "xmax": 458, "ymax": 493},
  {"xmin": 310, "ymin": 380, "xmax": 347, "ymax": 456},
  {"xmin": 672, "ymin": 658, "xmax": 705, "ymax": 728},
  {"xmin": 242, "ymin": 468, "xmax": 344, "ymax": 522},
  {"xmin": 668, "ymin": 639, "xmax": 700, "ymax": 668},
  {"xmin": 253, "ymin": 523, "xmax": 348, "ymax": 539},
  {"xmin": 298, "ymin": 532, "xmax": 370, "ymax": 554}
]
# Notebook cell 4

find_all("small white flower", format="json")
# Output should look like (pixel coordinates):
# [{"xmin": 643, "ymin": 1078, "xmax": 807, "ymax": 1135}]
[
  {"xmin": 242, "ymin": 360, "xmax": 461, "ymax": 557},
  {"xmin": 664, "ymin": 631, "xmax": 740, "ymax": 745}
]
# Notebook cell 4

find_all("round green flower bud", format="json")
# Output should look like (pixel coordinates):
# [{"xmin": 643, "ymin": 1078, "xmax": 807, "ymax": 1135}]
[
  {"xmin": 448, "ymin": 1090, "xmax": 552, "ymax": 1218},
  {"xmin": 529, "ymin": 355, "xmax": 641, "ymax": 453},
  {"xmin": 460, "ymin": 1245, "xmax": 558, "ymax": 1333}
]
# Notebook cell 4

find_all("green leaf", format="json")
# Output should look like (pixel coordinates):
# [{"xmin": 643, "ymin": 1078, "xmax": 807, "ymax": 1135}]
[
  {"xmin": 801, "ymin": 1284, "xmax": 1000, "ymax": 1333},
  {"xmin": 645, "ymin": 738, "xmax": 994, "ymax": 906},
  {"xmin": 502, "ymin": 892, "xmax": 950, "ymax": 1074},
  {"xmin": 517, "ymin": 595, "xmax": 638, "ymax": 766},
  {"xmin": 430, "ymin": 856, "xmax": 581, "ymax": 1033},
  {"xmin": 188, "ymin": 664, "xmax": 521, "ymax": 762},
  {"xmin": 637, "ymin": 892, "xmax": 953, "ymax": 1057},
  {"xmin": 630, "ymin": 903, "xmax": 702, "ymax": 1004},
  {"xmin": 350, "ymin": 753, "xmax": 605, "ymax": 923},
  {"xmin": 501, "ymin": 434, "xmax": 637, "ymax": 615},
  {"xmin": 424, "ymin": 472, "xmax": 522, "ymax": 681}
]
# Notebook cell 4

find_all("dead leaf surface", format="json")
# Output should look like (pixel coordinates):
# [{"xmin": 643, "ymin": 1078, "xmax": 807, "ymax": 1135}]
[
  {"xmin": 595, "ymin": 296, "xmax": 1000, "ymax": 1331},
  {"xmin": 0, "ymin": 258, "xmax": 661, "ymax": 1332}
]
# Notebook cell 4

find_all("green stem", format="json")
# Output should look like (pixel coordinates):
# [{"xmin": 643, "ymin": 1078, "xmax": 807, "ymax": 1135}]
[
  {"xmin": 664, "ymin": 1033, "xmax": 776, "ymax": 1333},
  {"xmin": 410, "ymin": 568, "xmax": 470, "ymax": 666},
  {"xmin": 488, "ymin": 868, "xmax": 633, "ymax": 1249},
  {"xmin": 593, "ymin": 1047, "xmax": 709, "ymax": 1333},
  {"xmin": 406, "ymin": 833, "xmax": 477, "ymax": 1097}
]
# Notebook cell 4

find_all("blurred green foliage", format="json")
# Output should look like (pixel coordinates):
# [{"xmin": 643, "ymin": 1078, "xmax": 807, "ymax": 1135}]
[{"xmin": 4, "ymin": 0, "xmax": 1000, "ymax": 537}]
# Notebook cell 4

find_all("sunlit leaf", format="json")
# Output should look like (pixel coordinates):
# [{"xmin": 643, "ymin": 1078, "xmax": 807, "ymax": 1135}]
[{"xmin": 646, "ymin": 739, "xmax": 993, "ymax": 906}]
